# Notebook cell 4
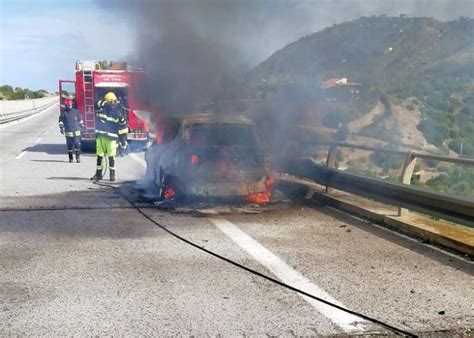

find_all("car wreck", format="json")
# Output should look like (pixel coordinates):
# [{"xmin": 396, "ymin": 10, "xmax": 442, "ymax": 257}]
[{"xmin": 143, "ymin": 114, "xmax": 273, "ymax": 204}]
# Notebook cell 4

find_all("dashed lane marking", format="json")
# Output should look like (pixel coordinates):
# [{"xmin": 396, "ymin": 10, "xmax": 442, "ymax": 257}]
[
  {"xmin": 208, "ymin": 216, "xmax": 367, "ymax": 333},
  {"xmin": 43, "ymin": 130, "xmax": 49, "ymax": 135},
  {"xmin": 15, "ymin": 138, "xmax": 41, "ymax": 159},
  {"xmin": 16, "ymin": 151, "xmax": 27, "ymax": 159},
  {"xmin": 130, "ymin": 153, "xmax": 147, "ymax": 168}
]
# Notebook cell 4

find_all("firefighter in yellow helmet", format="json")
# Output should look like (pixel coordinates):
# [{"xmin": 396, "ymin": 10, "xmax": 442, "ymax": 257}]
[{"xmin": 91, "ymin": 92, "xmax": 128, "ymax": 181}]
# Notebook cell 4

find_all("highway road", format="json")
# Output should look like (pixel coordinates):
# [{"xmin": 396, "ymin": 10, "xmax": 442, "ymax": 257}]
[{"xmin": 0, "ymin": 104, "xmax": 473, "ymax": 336}]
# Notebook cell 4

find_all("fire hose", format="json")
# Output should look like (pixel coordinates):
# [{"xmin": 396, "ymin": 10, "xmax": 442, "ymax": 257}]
[{"xmin": 92, "ymin": 181, "xmax": 417, "ymax": 337}]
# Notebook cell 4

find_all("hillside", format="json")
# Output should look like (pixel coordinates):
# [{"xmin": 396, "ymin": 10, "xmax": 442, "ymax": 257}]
[{"xmin": 244, "ymin": 16, "xmax": 474, "ymax": 156}]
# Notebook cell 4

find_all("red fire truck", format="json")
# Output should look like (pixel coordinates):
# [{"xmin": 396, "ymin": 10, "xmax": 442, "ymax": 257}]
[{"xmin": 59, "ymin": 60, "xmax": 150, "ymax": 150}]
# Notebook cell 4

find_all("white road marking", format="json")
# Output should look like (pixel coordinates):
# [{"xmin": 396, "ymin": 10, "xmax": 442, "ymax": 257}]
[
  {"xmin": 0, "ymin": 103, "xmax": 58, "ymax": 130},
  {"xmin": 16, "ymin": 151, "xmax": 27, "ymax": 159},
  {"xmin": 209, "ymin": 217, "xmax": 367, "ymax": 333},
  {"xmin": 43, "ymin": 130, "xmax": 49, "ymax": 135},
  {"xmin": 15, "ymin": 138, "xmax": 42, "ymax": 160},
  {"xmin": 130, "ymin": 153, "xmax": 147, "ymax": 168}
]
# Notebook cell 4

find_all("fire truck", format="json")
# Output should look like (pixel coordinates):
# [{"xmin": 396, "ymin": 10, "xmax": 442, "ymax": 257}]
[{"xmin": 59, "ymin": 60, "xmax": 151, "ymax": 150}]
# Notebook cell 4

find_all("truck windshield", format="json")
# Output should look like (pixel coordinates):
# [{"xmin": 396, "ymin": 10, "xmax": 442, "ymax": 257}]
[{"xmin": 188, "ymin": 123, "xmax": 257, "ymax": 148}]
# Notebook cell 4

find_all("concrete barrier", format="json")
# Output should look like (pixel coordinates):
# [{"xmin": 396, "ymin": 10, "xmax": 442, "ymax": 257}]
[{"xmin": 0, "ymin": 96, "xmax": 58, "ymax": 124}]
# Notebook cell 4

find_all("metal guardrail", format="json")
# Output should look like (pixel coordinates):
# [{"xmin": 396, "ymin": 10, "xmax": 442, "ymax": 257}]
[
  {"xmin": 317, "ymin": 142, "xmax": 474, "ymax": 217},
  {"xmin": 282, "ymin": 158, "xmax": 474, "ymax": 228},
  {"xmin": 320, "ymin": 142, "xmax": 474, "ymax": 166},
  {"xmin": 0, "ymin": 96, "xmax": 58, "ymax": 124}
]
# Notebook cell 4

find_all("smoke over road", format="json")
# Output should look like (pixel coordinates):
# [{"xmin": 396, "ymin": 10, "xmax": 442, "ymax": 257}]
[
  {"xmin": 98, "ymin": 1, "xmax": 262, "ymax": 115},
  {"xmin": 98, "ymin": 0, "xmax": 472, "ymax": 117}
]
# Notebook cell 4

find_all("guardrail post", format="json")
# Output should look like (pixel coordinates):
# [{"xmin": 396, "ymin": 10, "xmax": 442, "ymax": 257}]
[
  {"xmin": 325, "ymin": 145, "xmax": 338, "ymax": 193},
  {"xmin": 398, "ymin": 152, "xmax": 417, "ymax": 217}
]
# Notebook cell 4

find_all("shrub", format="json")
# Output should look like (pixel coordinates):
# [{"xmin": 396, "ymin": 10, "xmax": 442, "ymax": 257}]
[{"xmin": 371, "ymin": 148, "xmax": 404, "ymax": 171}]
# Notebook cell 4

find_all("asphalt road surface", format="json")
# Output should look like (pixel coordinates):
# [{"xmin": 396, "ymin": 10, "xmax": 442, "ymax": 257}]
[{"xmin": 1, "ymin": 105, "xmax": 473, "ymax": 336}]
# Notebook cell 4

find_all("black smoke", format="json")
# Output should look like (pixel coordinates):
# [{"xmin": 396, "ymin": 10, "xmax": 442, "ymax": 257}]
[
  {"xmin": 98, "ymin": 0, "xmax": 472, "ymax": 116},
  {"xmin": 98, "ymin": 0, "xmax": 263, "ymax": 115}
]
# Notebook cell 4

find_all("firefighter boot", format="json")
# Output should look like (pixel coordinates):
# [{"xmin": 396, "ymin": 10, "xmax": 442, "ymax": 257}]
[
  {"xmin": 90, "ymin": 170, "xmax": 102, "ymax": 181},
  {"xmin": 75, "ymin": 151, "xmax": 81, "ymax": 163},
  {"xmin": 68, "ymin": 151, "xmax": 74, "ymax": 163},
  {"xmin": 90, "ymin": 156, "xmax": 103, "ymax": 181},
  {"xmin": 109, "ymin": 157, "xmax": 116, "ymax": 181}
]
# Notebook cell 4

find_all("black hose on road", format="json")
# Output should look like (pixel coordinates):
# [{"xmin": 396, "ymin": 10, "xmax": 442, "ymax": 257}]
[{"xmin": 93, "ymin": 181, "xmax": 417, "ymax": 337}]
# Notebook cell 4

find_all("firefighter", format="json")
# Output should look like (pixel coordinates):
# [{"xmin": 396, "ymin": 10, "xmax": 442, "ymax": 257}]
[
  {"xmin": 91, "ymin": 92, "xmax": 127, "ymax": 181},
  {"xmin": 96, "ymin": 95, "xmax": 128, "ymax": 156},
  {"xmin": 59, "ymin": 97, "xmax": 83, "ymax": 163}
]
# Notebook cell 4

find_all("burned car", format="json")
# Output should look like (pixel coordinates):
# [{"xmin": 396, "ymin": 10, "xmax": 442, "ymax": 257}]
[{"xmin": 144, "ymin": 114, "xmax": 273, "ymax": 203}]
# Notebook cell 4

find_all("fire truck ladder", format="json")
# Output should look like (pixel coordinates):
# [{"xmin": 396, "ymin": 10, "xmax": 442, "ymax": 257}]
[{"xmin": 83, "ymin": 70, "xmax": 95, "ymax": 133}]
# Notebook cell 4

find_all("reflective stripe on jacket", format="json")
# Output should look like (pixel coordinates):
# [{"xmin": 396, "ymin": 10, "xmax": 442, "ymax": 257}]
[
  {"xmin": 95, "ymin": 102, "xmax": 127, "ymax": 140},
  {"xmin": 59, "ymin": 108, "xmax": 83, "ymax": 133},
  {"xmin": 65, "ymin": 130, "xmax": 81, "ymax": 137}
]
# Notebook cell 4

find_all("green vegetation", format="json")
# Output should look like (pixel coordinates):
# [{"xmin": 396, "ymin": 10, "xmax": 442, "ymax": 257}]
[
  {"xmin": 0, "ymin": 85, "xmax": 48, "ymax": 100},
  {"xmin": 405, "ymin": 76, "xmax": 472, "ymax": 150},
  {"xmin": 423, "ymin": 165, "xmax": 474, "ymax": 197},
  {"xmin": 322, "ymin": 108, "xmax": 354, "ymax": 128},
  {"xmin": 447, "ymin": 94, "xmax": 474, "ymax": 156},
  {"xmin": 371, "ymin": 148, "xmax": 404, "ymax": 172},
  {"xmin": 346, "ymin": 157, "xmax": 378, "ymax": 177},
  {"xmin": 243, "ymin": 15, "xmax": 474, "ymax": 199},
  {"xmin": 245, "ymin": 16, "xmax": 474, "ymax": 154}
]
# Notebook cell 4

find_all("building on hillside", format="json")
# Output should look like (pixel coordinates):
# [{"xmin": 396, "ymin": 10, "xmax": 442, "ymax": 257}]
[{"xmin": 321, "ymin": 77, "xmax": 361, "ymax": 101}]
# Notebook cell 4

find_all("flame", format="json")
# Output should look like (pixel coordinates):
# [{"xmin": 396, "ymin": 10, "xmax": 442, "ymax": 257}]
[
  {"xmin": 163, "ymin": 186, "xmax": 176, "ymax": 199},
  {"xmin": 191, "ymin": 154, "xmax": 200, "ymax": 165},
  {"xmin": 246, "ymin": 174, "xmax": 273, "ymax": 204},
  {"xmin": 246, "ymin": 192, "xmax": 271, "ymax": 204}
]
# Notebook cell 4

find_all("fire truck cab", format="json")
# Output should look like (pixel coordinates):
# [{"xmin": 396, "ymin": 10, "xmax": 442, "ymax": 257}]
[{"xmin": 59, "ymin": 60, "xmax": 150, "ymax": 150}]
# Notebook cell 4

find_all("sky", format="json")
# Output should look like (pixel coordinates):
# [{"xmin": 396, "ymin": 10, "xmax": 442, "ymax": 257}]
[
  {"xmin": 1, "ymin": 0, "xmax": 473, "ymax": 92},
  {"xmin": 1, "ymin": 0, "xmax": 132, "ymax": 91}
]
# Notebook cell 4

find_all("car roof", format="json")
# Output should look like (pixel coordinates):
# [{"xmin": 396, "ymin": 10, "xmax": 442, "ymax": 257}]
[{"xmin": 181, "ymin": 114, "xmax": 254, "ymax": 125}]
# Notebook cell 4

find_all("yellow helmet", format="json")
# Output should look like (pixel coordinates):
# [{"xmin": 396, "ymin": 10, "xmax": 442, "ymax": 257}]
[{"xmin": 104, "ymin": 92, "xmax": 117, "ymax": 102}]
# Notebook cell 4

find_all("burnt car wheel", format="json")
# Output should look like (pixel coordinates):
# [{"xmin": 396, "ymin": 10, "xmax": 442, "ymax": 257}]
[
  {"xmin": 157, "ymin": 168, "xmax": 165, "ymax": 200},
  {"xmin": 158, "ymin": 169, "xmax": 179, "ymax": 201}
]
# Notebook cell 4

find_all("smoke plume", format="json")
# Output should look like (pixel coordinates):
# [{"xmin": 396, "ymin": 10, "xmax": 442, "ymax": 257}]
[
  {"xmin": 98, "ymin": 1, "xmax": 261, "ymax": 115},
  {"xmin": 98, "ymin": 0, "xmax": 472, "ymax": 117}
]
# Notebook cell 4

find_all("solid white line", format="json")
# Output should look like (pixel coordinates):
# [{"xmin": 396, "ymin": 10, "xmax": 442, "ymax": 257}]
[
  {"xmin": 0, "ymin": 103, "xmax": 58, "ymax": 130},
  {"xmin": 34, "ymin": 137, "xmax": 42, "ymax": 144},
  {"xmin": 208, "ymin": 217, "xmax": 367, "ymax": 333},
  {"xmin": 16, "ymin": 151, "xmax": 27, "ymax": 159},
  {"xmin": 130, "ymin": 153, "xmax": 147, "ymax": 168}
]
